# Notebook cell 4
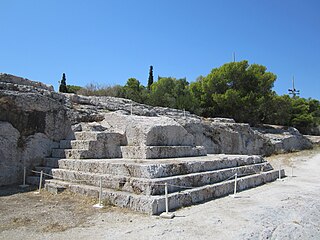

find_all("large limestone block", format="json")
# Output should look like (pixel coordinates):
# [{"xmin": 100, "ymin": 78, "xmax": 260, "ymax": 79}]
[
  {"xmin": 0, "ymin": 91, "xmax": 71, "ymax": 141},
  {"xmin": 178, "ymin": 118, "xmax": 274, "ymax": 156},
  {"xmin": 21, "ymin": 133, "xmax": 54, "ymax": 167},
  {"xmin": 56, "ymin": 132, "xmax": 124, "ymax": 159},
  {"xmin": 103, "ymin": 112, "xmax": 194, "ymax": 146},
  {"xmin": 121, "ymin": 146, "xmax": 206, "ymax": 159}
]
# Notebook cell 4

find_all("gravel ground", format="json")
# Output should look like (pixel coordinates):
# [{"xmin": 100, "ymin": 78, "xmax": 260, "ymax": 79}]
[{"xmin": 1, "ymin": 146, "xmax": 320, "ymax": 240}]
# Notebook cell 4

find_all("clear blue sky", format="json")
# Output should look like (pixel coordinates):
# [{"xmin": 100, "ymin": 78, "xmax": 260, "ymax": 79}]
[{"xmin": 1, "ymin": 0, "xmax": 319, "ymax": 99}]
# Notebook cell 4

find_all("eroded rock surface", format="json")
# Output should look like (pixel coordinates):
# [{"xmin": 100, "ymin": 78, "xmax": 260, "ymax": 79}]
[{"xmin": 0, "ymin": 73, "xmax": 314, "ymax": 186}]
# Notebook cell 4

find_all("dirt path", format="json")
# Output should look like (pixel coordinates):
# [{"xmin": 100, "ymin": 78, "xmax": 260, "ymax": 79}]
[{"xmin": 1, "ymin": 147, "xmax": 320, "ymax": 240}]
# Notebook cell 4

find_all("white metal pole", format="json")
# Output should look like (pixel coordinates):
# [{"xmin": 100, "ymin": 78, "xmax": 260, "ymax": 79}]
[
  {"xmin": 99, "ymin": 176, "xmax": 102, "ymax": 206},
  {"xmin": 93, "ymin": 176, "xmax": 104, "ymax": 208},
  {"xmin": 20, "ymin": 166, "xmax": 29, "ymax": 188},
  {"xmin": 291, "ymin": 166, "xmax": 294, "ymax": 178},
  {"xmin": 233, "ymin": 173, "xmax": 237, "ymax": 195},
  {"xmin": 23, "ymin": 167, "xmax": 26, "ymax": 185},
  {"xmin": 131, "ymin": 103, "xmax": 133, "ymax": 115},
  {"xmin": 38, "ymin": 170, "xmax": 43, "ymax": 193},
  {"xmin": 279, "ymin": 165, "xmax": 281, "ymax": 180},
  {"xmin": 165, "ymin": 183, "xmax": 169, "ymax": 214}
]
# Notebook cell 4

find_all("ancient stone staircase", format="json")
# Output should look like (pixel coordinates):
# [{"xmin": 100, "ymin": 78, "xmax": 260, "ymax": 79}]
[
  {"xmin": 45, "ymin": 154, "xmax": 284, "ymax": 215},
  {"xmin": 27, "ymin": 122, "xmax": 284, "ymax": 215},
  {"xmin": 27, "ymin": 131, "xmax": 124, "ymax": 185}
]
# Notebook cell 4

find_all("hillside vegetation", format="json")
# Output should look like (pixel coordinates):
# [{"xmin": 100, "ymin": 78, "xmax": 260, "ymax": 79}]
[{"xmin": 67, "ymin": 61, "xmax": 320, "ymax": 135}]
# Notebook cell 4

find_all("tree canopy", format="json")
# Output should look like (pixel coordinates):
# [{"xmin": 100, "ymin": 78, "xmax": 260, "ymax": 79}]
[{"xmin": 67, "ymin": 61, "xmax": 320, "ymax": 135}]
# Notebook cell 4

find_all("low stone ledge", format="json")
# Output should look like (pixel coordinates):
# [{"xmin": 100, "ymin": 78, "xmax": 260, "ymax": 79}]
[{"xmin": 121, "ymin": 146, "xmax": 207, "ymax": 159}]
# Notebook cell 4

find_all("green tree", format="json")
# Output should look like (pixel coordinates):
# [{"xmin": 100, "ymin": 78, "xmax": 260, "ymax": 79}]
[
  {"xmin": 148, "ymin": 77, "xmax": 196, "ymax": 111},
  {"xmin": 263, "ymin": 94, "xmax": 292, "ymax": 126},
  {"xmin": 67, "ymin": 85, "xmax": 82, "ymax": 94},
  {"xmin": 290, "ymin": 98, "xmax": 313, "ymax": 134},
  {"xmin": 122, "ymin": 78, "xmax": 147, "ymax": 103},
  {"xmin": 59, "ymin": 73, "xmax": 68, "ymax": 93},
  {"xmin": 192, "ymin": 61, "xmax": 277, "ymax": 124},
  {"xmin": 147, "ymin": 66, "xmax": 154, "ymax": 90}
]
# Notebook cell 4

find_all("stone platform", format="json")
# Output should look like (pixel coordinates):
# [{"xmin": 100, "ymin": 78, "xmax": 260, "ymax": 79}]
[{"xmin": 45, "ymin": 154, "xmax": 284, "ymax": 215}]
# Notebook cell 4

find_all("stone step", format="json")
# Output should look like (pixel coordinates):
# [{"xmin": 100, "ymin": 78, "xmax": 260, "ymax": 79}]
[
  {"xmin": 51, "ymin": 162, "xmax": 273, "ymax": 195},
  {"xmin": 45, "ymin": 169, "xmax": 284, "ymax": 215},
  {"xmin": 74, "ymin": 131, "xmax": 99, "ymax": 141},
  {"xmin": 26, "ymin": 176, "xmax": 46, "ymax": 186},
  {"xmin": 121, "ymin": 146, "xmax": 207, "ymax": 159},
  {"xmin": 52, "ymin": 147, "xmax": 122, "ymax": 159},
  {"xmin": 45, "ymin": 179, "xmax": 156, "ymax": 213},
  {"xmin": 73, "ymin": 131, "xmax": 124, "ymax": 142},
  {"xmin": 46, "ymin": 184, "xmax": 66, "ymax": 194},
  {"xmin": 35, "ymin": 166, "xmax": 54, "ymax": 176},
  {"xmin": 51, "ymin": 148, "xmax": 94, "ymax": 159},
  {"xmin": 57, "ymin": 154, "xmax": 265, "ymax": 178},
  {"xmin": 51, "ymin": 148, "xmax": 67, "ymax": 158},
  {"xmin": 43, "ymin": 157, "xmax": 60, "ymax": 168},
  {"xmin": 59, "ymin": 140, "xmax": 93, "ymax": 149},
  {"xmin": 64, "ymin": 149, "xmax": 120, "ymax": 159}
]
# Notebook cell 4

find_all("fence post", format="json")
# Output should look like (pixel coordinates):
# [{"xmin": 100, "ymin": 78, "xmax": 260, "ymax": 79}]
[
  {"xmin": 233, "ymin": 173, "xmax": 238, "ymax": 196},
  {"xmin": 35, "ymin": 170, "xmax": 43, "ymax": 194},
  {"xmin": 19, "ymin": 166, "xmax": 29, "ymax": 188},
  {"xmin": 278, "ymin": 165, "xmax": 281, "ymax": 180},
  {"xmin": 230, "ymin": 173, "xmax": 238, "ymax": 198},
  {"xmin": 160, "ymin": 182, "xmax": 175, "ymax": 219},
  {"xmin": 165, "ymin": 183, "xmax": 169, "ymax": 214},
  {"xmin": 93, "ymin": 176, "xmax": 104, "ymax": 208}
]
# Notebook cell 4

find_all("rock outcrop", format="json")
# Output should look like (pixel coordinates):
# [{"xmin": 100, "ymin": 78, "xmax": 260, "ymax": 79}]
[
  {"xmin": 253, "ymin": 125, "xmax": 313, "ymax": 153},
  {"xmin": 0, "ymin": 73, "xmax": 314, "ymax": 186},
  {"xmin": 0, "ymin": 74, "xmax": 70, "ymax": 185}
]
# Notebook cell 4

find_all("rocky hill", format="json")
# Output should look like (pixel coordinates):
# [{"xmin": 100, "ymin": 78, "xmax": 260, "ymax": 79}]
[{"xmin": 0, "ymin": 73, "xmax": 313, "ymax": 186}]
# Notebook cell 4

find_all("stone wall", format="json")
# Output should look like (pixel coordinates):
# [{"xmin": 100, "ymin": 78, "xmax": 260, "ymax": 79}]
[{"xmin": 0, "ymin": 75, "xmax": 71, "ymax": 186}]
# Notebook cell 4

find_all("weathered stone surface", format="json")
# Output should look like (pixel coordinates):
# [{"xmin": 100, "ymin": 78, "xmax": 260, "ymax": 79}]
[
  {"xmin": 174, "ymin": 117, "xmax": 274, "ymax": 156},
  {"xmin": 0, "ymin": 122, "xmax": 54, "ymax": 186},
  {"xmin": 0, "ymin": 75, "xmax": 71, "ymax": 185},
  {"xmin": 121, "ymin": 146, "xmax": 206, "ymax": 159},
  {"xmin": 67, "ymin": 94, "xmax": 314, "ymax": 157},
  {"xmin": 46, "ymin": 168, "xmax": 284, "ymax": 215},
  {"xmin": 102, "ymin": 112, "xmax": 194, "ymax": 146},
  {"xmin": 51, "ymin": 161, "xmax": 272, "ymax": 195},
  {"xmin": 253, "ymin": 125, "xmax": 313, "ymax": 153},
  {"xmin": 0, "ymin": 90, "xmax": 71, "ymax": 141},
  {"xmin": 56, "ymin": 155, "xmax": 265, "ymax": 178},
  {"xmin": 0, "ymin": 73, "xmax": 314, "ymax": 188},
  {"xmin": 305, "ymin": 135, "xmax": 320, "ymax": 145},
  {"xmin": 21, "ymin": 133, "xmax": 55, "ymax": 167},
  {"xmin": 0, "ymin": 122, "xmax": 20, "ymax": 186},
  {"xmin": 0, "ymin": 73, "xmax": 54, "ymax": 91}
]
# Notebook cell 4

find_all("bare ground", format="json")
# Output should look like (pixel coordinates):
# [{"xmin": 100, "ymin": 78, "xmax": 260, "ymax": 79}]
[{"xmin": 1, "ymin": 146, "xmax": 320, "ymax": 240}]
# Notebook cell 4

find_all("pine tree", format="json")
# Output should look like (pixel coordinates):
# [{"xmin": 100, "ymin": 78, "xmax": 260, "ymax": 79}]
[
  {"xmin": 59, "ymin": 73, "xmax": 68, "ymax": 93},
  {"xmin": 147, "ymin": 65, "xmax": 154, "ymax": 90}
]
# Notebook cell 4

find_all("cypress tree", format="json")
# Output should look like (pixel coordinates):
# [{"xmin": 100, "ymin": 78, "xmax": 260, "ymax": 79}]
[
  {"xmin": 59, "ymin": 73, "xmax": 68, "ymax": 93},
  {"xmin": 147, "ymin": 66, "xmax": 154, "ymax": 90}
]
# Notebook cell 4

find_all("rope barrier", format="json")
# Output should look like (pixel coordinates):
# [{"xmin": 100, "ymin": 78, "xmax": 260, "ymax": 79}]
[
  {"xmin": 24, "ymin": 160, "xmax": 289, "ymax": 218},
  {"xmin": 28, "ymin": 162, "xmax": 286, "ymax": 213},
  {"xmin": 29, "ymin": 169, "xmax": 239, "ymax": 190}
]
